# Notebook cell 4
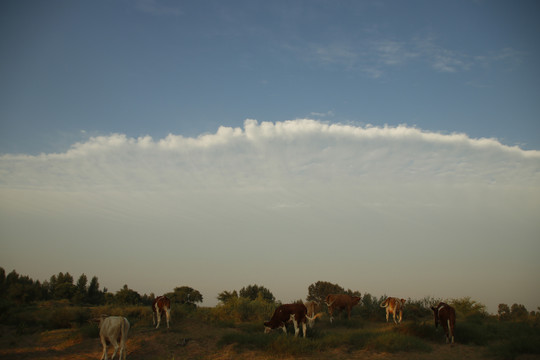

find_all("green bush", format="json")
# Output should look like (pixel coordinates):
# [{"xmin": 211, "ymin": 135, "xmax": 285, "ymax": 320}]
[
  {"xmin": 210, "ymin": 297, "xmax": 276, "ymax": 323},
  {"xmin": 487, "ymin": 335, "xmax": 540, "ymax": 360}
]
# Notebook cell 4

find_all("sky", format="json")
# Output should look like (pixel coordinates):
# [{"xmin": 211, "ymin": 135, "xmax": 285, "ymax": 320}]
[{"xmin": 0, "ymin": 0, "xmax": 539, "ymax": 313}]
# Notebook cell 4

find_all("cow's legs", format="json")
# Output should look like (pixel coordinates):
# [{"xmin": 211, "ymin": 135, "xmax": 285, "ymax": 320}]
[
  {"xmin": 281, "ymin": 325, "xmax": 287, "ymax": 334},
  {"xmin": 292, "ymin": 318, "xmax": 299, "ymax": 337},
  {"xmin": 448, "ymin": 320, "xmax": 454, "ymax": 344},
  {"xmin": 385, "ymin": 309, "xmax": 389, "ymax": 322},
  {"xmin": 302, "ymin": 321, "xmax": 307, "ymax": 338},
  {"xmin": 155, "ymin": 307, "xmax": 161, "ymax": 329},
  {"xmin": 110, "ymin": 338, "xmax": 119, "ymax": 360},
  {"xmin": 398, "ymin": 310, "xmax": 403, "ymax": 324},
  {"xmin": 442, "ymin": 323, "xmax": 449, "ymax": 343},
  {"xmin": 165, "ymin": 307, "xmax": 171, "ymax": 328},
  {"xmin": 100, "ymin": 336, "xmax": 108, "ymax": 360}
]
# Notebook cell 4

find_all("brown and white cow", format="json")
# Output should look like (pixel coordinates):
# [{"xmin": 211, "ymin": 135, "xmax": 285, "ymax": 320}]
[
  {"xmin": 152, "ymin": 295, "xmax": 171, "ymax": 329},
  {"xmin": 380, "ymin": 297, "xmax": 406, "ymax": 324},
  {"xmin": 264, "ymin": 303, "xmax": 318, "ymax": 338},
  {"xmin": 431, "ymin": 302, "xmax": 456, "ymax": 344},
  {"xmin": 325, "ymin": 294, "xmax": 361, "ymax": 323}
]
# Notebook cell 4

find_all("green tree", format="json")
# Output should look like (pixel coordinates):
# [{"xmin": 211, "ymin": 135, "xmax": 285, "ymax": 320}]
[
  {"xmin": 168, "ymin": 286, "xmax": 203, "ymax": 306},
  {"xmin": 217, "ymin": 290, "xmax": 238, "ymax": 304},
  {"xmin": 114, "ymin": 285, "xmax": 141, "ymax": 305},
  {"xmin": 498, "ymin": 303, "xmax": 511, "ymax": 321},
  {"xmin": 87, "ymin": 276, "xmax": 103, "ymax": 305},
  {"xmin": 49, "ymin": 272, "xmax": 76, "ymax": 300},
  {"xmin": 510, "ymin": 303, "xmax": 528, "ymax": 321},
  {"xmin": 450, "ymin": 297, "xmax": 487, "ymax": 319},
  {"xmin": 239, "ymin": 284, "xmax": 274, "ymax": 302},
  {"xmin": 306, "ymin": 281, "xmax": 346, "ymax": 305},
  {"xmin": 0, "ymin": 267, "xmax": 6, "ymax": 297},
  {"xmin": 73, "ymin": 274, "xmax": 88, "ymax": 304}
]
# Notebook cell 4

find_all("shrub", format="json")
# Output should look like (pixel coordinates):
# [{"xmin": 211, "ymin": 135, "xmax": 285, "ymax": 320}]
[
  {"xmin": 210, "ymin": 297, "xmax": 276, "ymax": 323},
  {"xmin": 487, "ymin": 335, "xmax": 540, "ymax": 360}
]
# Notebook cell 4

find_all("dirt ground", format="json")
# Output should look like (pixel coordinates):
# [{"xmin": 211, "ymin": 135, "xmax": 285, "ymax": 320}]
[{"xmin": 1, "ymin": 319, "xmax": 539, "ymax": 360}]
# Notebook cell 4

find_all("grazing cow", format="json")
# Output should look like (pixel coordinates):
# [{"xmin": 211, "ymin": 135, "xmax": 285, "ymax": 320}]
[
  {"xmin": 152, "ymin": 295, "xmax": 171, "ymax": 329},
  {"xmin": 304, "ymin": 301, "xmax": 324, "ymax": 328},
  {"xmin": 325, "ymin": 294, "xmax": 361, "ymax": 323},
  {"xmin": 380, "ymin": 297, "xmax": 406, "ymax": 324},
  {"xmin": 98, "ymin": 315, "xmax": 130, "ymax": 360},
  {"xmin": 264, "ymin": 303, "xmax": 318, "ymax": 338},
  {"xmin": 431, "ymin": 302, "xmax": 456, "ymax": 344}
]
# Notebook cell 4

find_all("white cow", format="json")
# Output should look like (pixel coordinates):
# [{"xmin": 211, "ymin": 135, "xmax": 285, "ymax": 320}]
[{"xmin": 99, "ymin": 315, "xmax": 130, "ymax": 360}]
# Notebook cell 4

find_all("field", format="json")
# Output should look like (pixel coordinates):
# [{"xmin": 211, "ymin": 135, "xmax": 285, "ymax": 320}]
[{"xmin": 1, "ymin": 303, "xmax": 540, "ymax": 360}]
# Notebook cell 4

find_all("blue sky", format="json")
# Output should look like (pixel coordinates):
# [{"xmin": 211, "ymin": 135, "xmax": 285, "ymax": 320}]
[
  {"xmin": 1, "ymin": 0, "xmax": 539, "ymax": 154},
  {"xmin": 1, "ymin": 1, "xmax": 539, "ymax": 313}
]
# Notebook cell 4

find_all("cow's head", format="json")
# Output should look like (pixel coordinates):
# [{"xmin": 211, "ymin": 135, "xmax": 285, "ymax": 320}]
[
  {"xmin": 352, "ymin": 296, "xmax": 361, "ymax": 305},
  {"xmin": 263, "ymin": 321, "xmax": 273, "ymax": 333},
  {"xmin": 430, "ymin": 306, "xmax": 440, "ymax": 328}
]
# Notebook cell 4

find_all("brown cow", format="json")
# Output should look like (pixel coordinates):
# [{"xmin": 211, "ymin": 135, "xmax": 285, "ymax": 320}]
[
  {"xmin": 152, "ymin": 295, "xmax": 171, "ymax": 329},
  {"xmin": 325, "ymin": 294, "xmax": 361, "ymax": 323},
  {"xmin": 380, "ymin": 297, "xmax": 406, "ymax": 324},
  {"xmin": 304, "ymin": 301, "xmax": 324, "ymax": 328},
  {"xmin": 264, "ymin": 303, "xmax": 318, "ymax": 338},
  {"xmin": 431, "ymin": 302, "xmax": 456, "ymax": 344}
]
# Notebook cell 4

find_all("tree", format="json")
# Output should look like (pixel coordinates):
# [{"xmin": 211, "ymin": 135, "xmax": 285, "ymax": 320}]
[
  {"xmin": 73, "ymin": 274, "xmax": 88, "ymax": 304},
  {"xmin": 306, "ymin": 281, "xmax": 346, "ymax": 305},
  {"xmin": 168, "ymin": 286, "xmax": 203, "ymax": 306},
  {"xmin": 49, "ymin": 272, "xmax": 76, "ymax": 300},
  {"xmin": 449, "ymin": 297, "xmax": 487, "ymax": 319},
  {"xmin": 0, "ymin": 267, "xmax": 6, "ymax": 297},
  {"xmin": 217, "ymin": 290, "xmax": 238, "ymax": 304},
  {"xmin": 498, "ymin": 303, "xmax": 511, "ymax": 321},
  {"xmin": 114, "ymin": 285, "xmax": 141, "ymax": 305},
  {"xmin": 510, "ymin": 303, "xmax": 528, "ymax": 321},
  {"xmin": 87, "ymin": 276, "xmax": 104, "ymax": 305},
  {"xmin": 239, "ymin": 284, "xmax": 275, "ymax": 302}
]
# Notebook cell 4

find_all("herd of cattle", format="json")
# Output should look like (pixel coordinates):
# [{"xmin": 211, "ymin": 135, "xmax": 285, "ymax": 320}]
[{"xmin": 97, "ymin": 294, "xmax": 456, "ymax": 360}]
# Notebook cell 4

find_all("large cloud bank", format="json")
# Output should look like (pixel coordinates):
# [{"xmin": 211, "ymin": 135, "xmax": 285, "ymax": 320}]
[{"xmin": 1, "ymin": 120, "xmax": 539, "ymax": 311}]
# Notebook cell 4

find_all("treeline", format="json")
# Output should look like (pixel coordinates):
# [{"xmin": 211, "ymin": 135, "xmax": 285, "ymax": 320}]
[
  {"xmin": 2, "ymin": 268, "xmax": 539, "ymax": 323},
  {"xmin": 0, "ymin": 267, "xmax": 202, "ymax": 307}
]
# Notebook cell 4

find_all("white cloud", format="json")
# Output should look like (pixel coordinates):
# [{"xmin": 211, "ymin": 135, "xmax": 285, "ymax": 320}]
[{"xmin": 1, "ymin": 120, "xmax": 539, "ymax": 311}]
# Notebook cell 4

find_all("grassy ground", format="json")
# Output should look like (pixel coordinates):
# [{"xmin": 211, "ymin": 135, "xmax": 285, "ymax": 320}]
[{"xmin": 1, "ymin": 305, "xmax": 539, "ymax": 360}]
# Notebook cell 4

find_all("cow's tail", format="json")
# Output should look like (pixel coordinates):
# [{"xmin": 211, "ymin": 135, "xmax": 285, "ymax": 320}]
[{"xmin": 380, "ymin": 299, "xmax": 389, "ymax": 308}]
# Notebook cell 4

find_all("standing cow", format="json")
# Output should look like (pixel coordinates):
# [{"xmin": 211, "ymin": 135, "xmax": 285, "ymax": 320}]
[
  {"xmin": 98, "ymin": 315, "xmax": 130, "ymax": 360},
  {"xmin": 380, "ymin": 297, "xmax": 406, "ymax": 324},
  {"xmin": 264, "ymin": 303, "xmax": 319, "ymax": 338},
  {"xmin": 325, "ymin": 294, "xmax": 361, "ymax": 323},
  {"xmin": 152, "ymin": 295, "xmax": 171, "ymax": 329},
  {"xmin": 431, "ymin": 302, "xmax": 456, "ymax": 344}
]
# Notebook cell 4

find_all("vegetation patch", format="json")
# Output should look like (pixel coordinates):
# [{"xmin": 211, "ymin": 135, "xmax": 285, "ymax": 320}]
[{"xmin": 366, "ymin": 332, "xmax": 432, "ymax": 353}]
